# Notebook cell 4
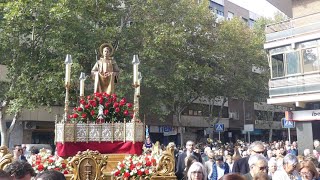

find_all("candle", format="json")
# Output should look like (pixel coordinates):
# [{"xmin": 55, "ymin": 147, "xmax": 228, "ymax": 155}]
[
  {"xmin": 132, "ymin": 55, "xmax": 140, "ymax": 85},
  {"xmin": 80, "ymin": 80, "xmax": 85, "ymax": 96},
  {"xmin": 79, "ymin": 72, "xmax": 86, "ymax": 96},
  {"xmin": 64, "ymin": 54, "xmax": 72, "ymax": 86}
]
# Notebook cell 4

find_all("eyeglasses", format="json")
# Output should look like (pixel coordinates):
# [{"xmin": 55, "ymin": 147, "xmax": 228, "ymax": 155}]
[
  {"xmin": 292, "ymin": 163, "xmax": 297, "ymax": 169},
  {"xmin": 300, "ymin": 171, "xmax": 312, "ymax": 176},
  {"xmin": 187, "ymin": 144, "xmax": 194, "ymax": 147},
  {"xmin": 257, "ymin": 166, "xmax": 268, "ymax": 171}
]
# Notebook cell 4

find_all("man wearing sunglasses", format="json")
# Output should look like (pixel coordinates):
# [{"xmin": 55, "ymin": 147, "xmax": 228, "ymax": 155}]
[
  {"xmin": 272, "ymin": 153, "xmax": 301, "ymax": 180},
  {"xmin": 243, "ymin": 154, "xmax": 268, "ymax": 180},
  {"xmin": 232, "ymin": 141, "xmax": 265, "ymax": 174}
]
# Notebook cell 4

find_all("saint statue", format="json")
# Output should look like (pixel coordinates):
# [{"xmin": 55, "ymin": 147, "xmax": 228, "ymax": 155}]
[{"xmin": 91, "ymin": 43, "xmax": 120, "ymax": 94}]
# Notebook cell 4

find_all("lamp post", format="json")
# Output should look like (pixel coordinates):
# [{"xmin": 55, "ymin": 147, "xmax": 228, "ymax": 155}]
[
  {"xmin": 79, "ymin": 72, "xmax": 86, "ymax": 98},
  {"xmin": 64, "ymin": 54, "xmax": 72, "ymax": 122}
]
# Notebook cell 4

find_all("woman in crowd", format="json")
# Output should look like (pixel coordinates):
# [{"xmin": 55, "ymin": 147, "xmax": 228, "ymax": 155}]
[
  {"xmin": 183, "ymin": 155, "xmax": 199, "ymax": 180},
  {"xmin": 268, "ymin": 157, "xmax": 278, "ymax": 177},
  {"xmin": 299, "ymin": 160, "xmax": 319, "ymax": 180},
  {"xmin": 187, "ymin": 162, "xmax": 207, "ymax": 180}
]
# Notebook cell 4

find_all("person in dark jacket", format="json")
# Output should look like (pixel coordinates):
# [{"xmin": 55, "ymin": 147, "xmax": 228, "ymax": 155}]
[
  {"xmin": 176, "ymin": 141, "xmax": 203, "ymax": 180},
  {"xmin": 232, "ymin": 141, "xmax": 265, "ymax": 174}
]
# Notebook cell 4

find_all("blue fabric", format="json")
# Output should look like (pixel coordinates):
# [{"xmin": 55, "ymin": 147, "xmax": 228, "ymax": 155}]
[{"xmin": 209, "ymin": 162, "xmax": 229, "ymax": 180}]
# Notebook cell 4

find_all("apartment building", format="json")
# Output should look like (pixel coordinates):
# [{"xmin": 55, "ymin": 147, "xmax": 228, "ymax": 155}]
[
  {"xmin": 264, "ymin": 0, "xmax": 320, "ymax": 153},
  {"xmin": 209, "ymin": 0, "xmax": 260, "ymax": 28}
]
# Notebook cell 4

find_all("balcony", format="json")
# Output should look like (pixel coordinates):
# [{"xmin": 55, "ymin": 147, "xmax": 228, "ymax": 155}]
[
  {"xmin": 265, "ymin": 13, "xmax": 320, "ymax": 49},
  {"xmin": 268, "ymin": 73, "xmax": 320, "ymax": 105},
  {"xmin": 269, "ymin": 73, "xmax": 320, "ymax": 97}
]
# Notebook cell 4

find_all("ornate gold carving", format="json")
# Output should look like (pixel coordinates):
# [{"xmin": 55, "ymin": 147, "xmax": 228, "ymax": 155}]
[
  {"xmin": 69, "ymin": 150, "xmax": 108, "ymax": 180},
  {"xmin": 0, "ymin": 146, "xmax": 13, "ymax": 170},
  {"xmin": 153, "ymin": 142, "xmax": 176, "ymax": 177}
]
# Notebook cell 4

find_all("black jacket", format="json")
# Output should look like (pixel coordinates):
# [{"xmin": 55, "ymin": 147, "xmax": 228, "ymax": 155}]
[
  {"xmin": 175, "ymin": 151, "xmax": 202, "ymax": 180},
  {"xmin": 232, "ymin": 156, "xmax": 250, "ymax": 174}
]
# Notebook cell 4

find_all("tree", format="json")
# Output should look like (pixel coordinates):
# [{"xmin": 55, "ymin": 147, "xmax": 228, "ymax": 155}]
[
  {"xmin": 116, "ymin": 0, "xmax": 219, "ymax": 143},
  {"xmin": 0, "ymin": 0, "xmax": 124, "ymax": 146}
]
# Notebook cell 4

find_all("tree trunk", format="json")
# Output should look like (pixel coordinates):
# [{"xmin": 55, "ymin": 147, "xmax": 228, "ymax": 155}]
[
  {"xmin": 0, "ymin": 101, "xmax": 7, "ymax": 146},
  {"xmin": 0, "ymin": 131, "xmax": 8, "ymax": 147},
  {"xmin": 0, "ymin": 100, "xmax": 19, "ymax": 147}
]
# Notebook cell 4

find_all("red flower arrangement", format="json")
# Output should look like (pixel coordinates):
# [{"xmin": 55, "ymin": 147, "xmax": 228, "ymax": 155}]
[
  {"xmin": 69, "ymin": 93, "xmax": 134, "ymax": 123},
  {"xmin": 30, "ymin": 149, "xmax": 70, "ymax": 174},
  {"xmin": 112, "ymin": 154, "xmax": 158, "ymax": 179}
]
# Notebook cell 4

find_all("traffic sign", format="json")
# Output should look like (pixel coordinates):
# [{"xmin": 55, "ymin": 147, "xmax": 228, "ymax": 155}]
[
  {"xmin": 282, "ymin": 118, "xmax": 295, "ymax": 128},
  {"xmin": 215, "ymin": 123, "xmax": 224, "ymax": 132}
]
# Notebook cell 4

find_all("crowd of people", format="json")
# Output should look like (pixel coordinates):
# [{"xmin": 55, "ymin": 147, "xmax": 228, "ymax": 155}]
[
  {"xmin": 0, "ymin": 144, "xmax": 65, "ymax": 180},
  {"xmin": 174, "ymin": 139, "xmax": 320, "ymax": 180}
]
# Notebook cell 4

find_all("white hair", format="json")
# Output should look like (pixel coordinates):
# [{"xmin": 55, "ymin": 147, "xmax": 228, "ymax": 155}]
[
  {"xmin": 304, "ymin": 149, "xmax": 311, "ymax": 156},
  {"xmin": 283, "ymin": 153, "xmax": 298, "ymax": 165},
  {"xmin": 268, "ymin": 157, "xmax": 277, "ymax": 167},
  {"xmin": 204, "ymin": 147, "xmax": 211, "ymax": 154},
  {"xmin": 248, "ymin": 154, "xmax": 267, "ymax": 167},
  {"xmin": 249, "ymin": 141, "xmax": 264, "ymax": 150},
  {"xmin": 187, "ymin": 162, "xmax": 207, "ymax": 180}
]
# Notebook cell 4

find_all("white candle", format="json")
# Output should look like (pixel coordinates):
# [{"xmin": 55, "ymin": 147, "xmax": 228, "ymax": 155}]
[
  {"xmin": 80, "ymin": 79, "xmax": 85, "ymax": 96},
  {"xmin": 65, "ymin": 63, "xmax": 71, "ymax": 85},
  {"xmin": 132, "ymin": 55, "xmax": 140, "ymax": 85},
  {"xmin": 64, "ymin": 54, "xmax": 72, "ymax": 86}
]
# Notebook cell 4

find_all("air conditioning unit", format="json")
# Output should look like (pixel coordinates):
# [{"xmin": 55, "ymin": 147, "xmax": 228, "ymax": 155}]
[
  {"xmin": 24, "ymin": 122, "xmax": 36, "ymax": 130},
  {"xmin": 229, "ymin": 112, "xmax": 238, "ymax": 120}
]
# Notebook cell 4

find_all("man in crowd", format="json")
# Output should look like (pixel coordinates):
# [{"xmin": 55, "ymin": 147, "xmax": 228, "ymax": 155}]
[
  {"xmin": 243, "ymin": 154, "xmax": 268, "ymax": 180},
  {"xmin": 209, "ymin": 155, "xmax": 230, "ymax": 180},
  {"xmin": 13, "ymin": 145, "xmax": 26, "ymax": 161},
  {"xmin": 232, "ymin": 141, "xmax": 265, "ymax": 174},
  {"xmin": 4, "ymin": 160, "xmax": 35, "ymax": 180},
  {"xmin": 272, "ymin": 153, "xmax": 300, "ymax": 180},
  {"xmin": 175, "ymin": 140, "xmax": 202, "ymax": 180}
]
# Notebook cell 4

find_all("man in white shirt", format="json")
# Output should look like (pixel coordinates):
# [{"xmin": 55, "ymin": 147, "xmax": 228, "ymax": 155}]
[{"xmin": 272, "ymin": 154, "xmax": 300, "ymax": 180}]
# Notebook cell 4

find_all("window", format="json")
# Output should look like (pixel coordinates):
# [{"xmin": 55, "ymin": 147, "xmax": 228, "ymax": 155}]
[
  {"xmin": 271, "ymin": 54, "xmax": 284, "ymax": 78},
  {"xmin": 286, "ymin": 51, "xmax": 300, "ymax": 75},
  {"xmin": 242, "ymin": 17, "xmax": 248, "ymax": 25},
  {"xmin": 302, "ymin": 47, "xmax": 320, "ymax": 72},
  {"xmin": 227, "ymin": 11, "xmax": 234, "ymax": 20},
  {"xmin": 216, "ymin": 9, "xmax": 224, "ymax": 16},
  {"xmin": 249, "ymin": 19, "xmax": 255, "ymax": 28}
]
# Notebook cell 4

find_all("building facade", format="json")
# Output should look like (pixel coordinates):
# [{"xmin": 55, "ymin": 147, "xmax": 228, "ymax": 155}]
[{"xmin": 265, "ymin": 0, "xmax": 320, "ymax": 153}]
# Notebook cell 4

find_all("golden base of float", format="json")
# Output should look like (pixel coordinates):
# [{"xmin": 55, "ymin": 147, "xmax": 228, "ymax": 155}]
[{"xmin": 0, "ymin": 145, "xmax": 177, "ymax": 180}]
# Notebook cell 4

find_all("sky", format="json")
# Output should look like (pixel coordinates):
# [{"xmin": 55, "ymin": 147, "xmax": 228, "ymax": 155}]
[{"xmin": 228, "ymin": 0, "xmax": 281, "ymax": 19}]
